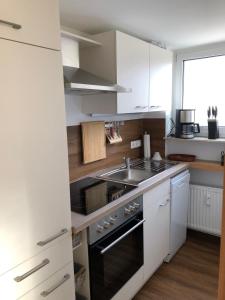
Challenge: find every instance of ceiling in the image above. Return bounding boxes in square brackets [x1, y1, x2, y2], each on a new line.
[59, 0, 225, 50]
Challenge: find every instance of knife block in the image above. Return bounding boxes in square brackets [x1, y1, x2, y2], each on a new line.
[208, 119, 219, 139]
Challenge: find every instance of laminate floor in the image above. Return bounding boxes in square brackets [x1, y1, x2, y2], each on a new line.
[134, 230, 220, 300]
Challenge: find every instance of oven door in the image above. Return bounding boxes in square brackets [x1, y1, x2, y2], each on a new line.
[89, 213, 144, 300]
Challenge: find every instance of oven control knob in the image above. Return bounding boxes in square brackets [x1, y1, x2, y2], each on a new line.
[124, 207, 131, 215]
[103, 221, 110, 229]
[129, 205, 135, 212]
[133, 202, 140, 208]
[96, 225, 104, 233]
[109, 217, 116, 224]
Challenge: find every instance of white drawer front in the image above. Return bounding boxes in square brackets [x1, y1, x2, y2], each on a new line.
[0, 237, 73, 300]
[0, 0, 60, 49]
[19, 263, 75, 300]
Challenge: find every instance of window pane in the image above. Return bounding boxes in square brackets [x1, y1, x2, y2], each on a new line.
[183, 55, 225, 126]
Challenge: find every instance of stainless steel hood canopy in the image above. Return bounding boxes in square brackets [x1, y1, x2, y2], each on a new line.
[61, 31, 131, 95]
[63, 66, 131, 95]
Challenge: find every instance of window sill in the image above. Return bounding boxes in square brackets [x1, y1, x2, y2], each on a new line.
[165, 137, 225, 144]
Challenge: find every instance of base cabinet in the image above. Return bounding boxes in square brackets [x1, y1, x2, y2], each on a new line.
[19, 263, 75, 300]
[143, 180, 170, 282]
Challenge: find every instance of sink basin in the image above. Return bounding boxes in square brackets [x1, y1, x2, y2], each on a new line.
[99, 168, 155, 185]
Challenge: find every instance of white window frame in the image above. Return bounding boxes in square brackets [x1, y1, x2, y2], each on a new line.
[173, 42, 225, 137]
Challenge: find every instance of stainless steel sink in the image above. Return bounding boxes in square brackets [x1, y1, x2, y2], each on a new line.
[99, 167, 155, 186]
[98, 159, 178, 186]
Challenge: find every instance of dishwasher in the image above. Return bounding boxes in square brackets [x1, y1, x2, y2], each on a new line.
[165, 170, 190, 262]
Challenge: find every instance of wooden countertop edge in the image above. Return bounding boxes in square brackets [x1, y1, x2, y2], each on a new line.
[188, 159, 223, 172]
[71, 163, 188, 234]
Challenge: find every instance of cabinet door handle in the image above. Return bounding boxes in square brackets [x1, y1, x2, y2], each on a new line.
[14, 259, 50, 282]
[0, 19, 22, 30]
[135, 105, 148, 109]
[159, 199, 170, 207]
[40, 274, 70, 297]
[37, 228, 68, 247]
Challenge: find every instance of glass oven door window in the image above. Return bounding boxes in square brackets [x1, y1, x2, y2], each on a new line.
[89, 214, 143, 300]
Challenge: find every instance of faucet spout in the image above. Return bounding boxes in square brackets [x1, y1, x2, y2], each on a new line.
[123, 157, 131, 171]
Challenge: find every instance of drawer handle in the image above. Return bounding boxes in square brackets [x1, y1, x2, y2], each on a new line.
[0, 19, 22, 30]
[40, 274, 70, 297]
[37, 228, 68, 247]
[159, 199, 170, 207]
[14, 259, 50, 282]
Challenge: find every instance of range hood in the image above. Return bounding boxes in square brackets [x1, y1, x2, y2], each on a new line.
[61, 31, 131, 95]
[63, 66, 131, 95]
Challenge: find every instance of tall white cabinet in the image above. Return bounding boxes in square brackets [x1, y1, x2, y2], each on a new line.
[0, 1, 75, 299]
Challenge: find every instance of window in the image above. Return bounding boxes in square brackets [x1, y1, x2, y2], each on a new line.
[182, 55, 225, 126]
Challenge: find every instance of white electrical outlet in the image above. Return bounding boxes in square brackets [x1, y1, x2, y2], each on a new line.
[131, 140, 142, 149]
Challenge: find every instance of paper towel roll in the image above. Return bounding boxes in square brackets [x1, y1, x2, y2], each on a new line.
[144, 132, 151, 160]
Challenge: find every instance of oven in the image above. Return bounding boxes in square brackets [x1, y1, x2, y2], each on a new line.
[88, 197, 144, 300]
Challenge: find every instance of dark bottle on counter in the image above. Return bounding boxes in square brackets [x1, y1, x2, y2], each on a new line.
[221, 151, 224, 166]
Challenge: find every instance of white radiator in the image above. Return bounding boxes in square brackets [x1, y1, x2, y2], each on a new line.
[188, 184, 223, 236]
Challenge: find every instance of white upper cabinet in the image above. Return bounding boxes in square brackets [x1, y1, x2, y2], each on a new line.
[0, 0, 60, 49]
[80, 31, 173, 114]
[80, 31, 149, 114]
[149, 44, 173, 111]
[116, 32, 149, 113]
[0, 39, 71, 275]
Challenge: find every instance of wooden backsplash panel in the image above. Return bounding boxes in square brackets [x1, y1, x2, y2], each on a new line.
[67, 118, 165, 182]
[143, 118, 165, 157]
[67, 119, 144, 181]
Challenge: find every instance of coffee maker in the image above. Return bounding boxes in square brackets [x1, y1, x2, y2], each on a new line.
[175, 109, 200, 139]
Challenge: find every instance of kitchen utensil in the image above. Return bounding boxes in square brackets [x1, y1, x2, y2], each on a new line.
[215, 106, 218, 119]
[81, 121, 106, 164]
[212, 106, 215, 118]
[207, 106, 211, 119]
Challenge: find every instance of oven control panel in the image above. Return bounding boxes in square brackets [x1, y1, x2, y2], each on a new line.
[88, 196, 143, 245]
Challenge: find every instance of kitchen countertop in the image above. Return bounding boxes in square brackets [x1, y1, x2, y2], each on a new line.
[71, 162, 189, 233]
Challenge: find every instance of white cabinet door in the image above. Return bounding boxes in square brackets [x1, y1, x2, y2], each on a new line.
[116, 31, 149, 113]
[0, 0, 60, 49]
[149, 44, 173, 111]
[143, 180, 170, 282]
[0, 39, 71, 275]
[19, 263, 75, 300]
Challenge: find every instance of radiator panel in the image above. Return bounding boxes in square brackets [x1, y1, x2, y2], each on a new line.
[188, 184, 223, 236]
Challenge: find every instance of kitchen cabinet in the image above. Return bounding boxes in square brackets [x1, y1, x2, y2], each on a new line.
[0, 237, 72, 299]
[80, 31, 150, 114]
[149, 44, 173, 111]
[143, 180, 170, 282]
[19, 263, 75, 300]
[0, 39, 72, 276]
[0, 0, 60, 49]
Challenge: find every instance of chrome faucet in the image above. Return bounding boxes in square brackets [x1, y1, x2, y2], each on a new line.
[123, 157, 131, 171]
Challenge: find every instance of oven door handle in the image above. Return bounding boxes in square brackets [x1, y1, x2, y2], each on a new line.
[100, 218, 146, 255]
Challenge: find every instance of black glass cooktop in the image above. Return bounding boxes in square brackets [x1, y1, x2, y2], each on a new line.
[70, 177, 136, 215]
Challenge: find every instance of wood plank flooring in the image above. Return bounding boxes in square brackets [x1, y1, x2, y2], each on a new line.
[134, 230, 220, 300]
